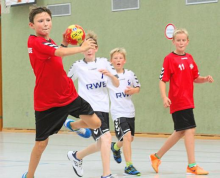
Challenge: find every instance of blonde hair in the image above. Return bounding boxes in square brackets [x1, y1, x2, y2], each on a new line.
[173, 28, 189, 40]
[110, 48, 127, 60]
[86, 30, 98, 45]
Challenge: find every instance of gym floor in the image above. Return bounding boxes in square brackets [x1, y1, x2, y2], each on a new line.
[0, 131, 219, 178]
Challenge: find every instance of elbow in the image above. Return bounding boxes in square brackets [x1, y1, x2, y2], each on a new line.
[54, 48, 65, 58]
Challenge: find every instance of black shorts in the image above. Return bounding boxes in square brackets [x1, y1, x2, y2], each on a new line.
[114, 117, 135, 141]
[172, 108, 196, 131]
[35, 96, 94, 141]
[90, 111, 110, 141]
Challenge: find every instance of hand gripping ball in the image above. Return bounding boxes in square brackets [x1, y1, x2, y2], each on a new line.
[65, 24, 86, 45]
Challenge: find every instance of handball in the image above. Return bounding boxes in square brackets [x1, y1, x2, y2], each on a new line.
[64, 24, 85, 45]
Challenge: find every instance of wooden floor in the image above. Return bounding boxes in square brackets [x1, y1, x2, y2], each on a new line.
[0, 131, 219, 178]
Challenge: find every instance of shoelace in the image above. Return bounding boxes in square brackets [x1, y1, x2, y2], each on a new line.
[127, 165, 138, 173]
[113, 150, 121, 157]
[78, 159, 83, 167]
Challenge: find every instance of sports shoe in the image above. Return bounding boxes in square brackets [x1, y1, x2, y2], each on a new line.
[186, 165, 209, 175]
[21, 172, 27, 178]
[21, 172, 34, 178]
[149, 154, 161, 173]
[67, 151, 83, 177]
[101, 174, 115, 178]
[124, 165, 141, 176]
[64, 118, 91, 138]
[111, 142, 122, 163]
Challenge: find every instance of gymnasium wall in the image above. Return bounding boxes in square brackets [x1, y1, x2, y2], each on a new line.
[1, 0, 220, 134]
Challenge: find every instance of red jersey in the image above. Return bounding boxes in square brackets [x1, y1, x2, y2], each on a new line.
[159, 52, 199, 114]
[28, 35, 78, 111]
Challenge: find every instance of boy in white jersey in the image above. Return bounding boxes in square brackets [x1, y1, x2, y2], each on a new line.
[64, 31, 119, 178]
[108, 48, 141, 176]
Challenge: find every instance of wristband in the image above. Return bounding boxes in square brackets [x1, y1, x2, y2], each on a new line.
[60, 44, 67, 48]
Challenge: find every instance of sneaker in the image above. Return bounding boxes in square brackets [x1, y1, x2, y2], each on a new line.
[149, 154, 161, 173]
[101, 174, 115, 178]
[111, 142, 122, 163]
[64, 118, 91, 138]
[67, 151, 83, 177]
[21, 172, 27, 178]
[124, 165, 141, 176]
[186, 165, 209, 175]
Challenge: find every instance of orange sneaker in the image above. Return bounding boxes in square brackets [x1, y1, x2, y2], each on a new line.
[186, 165, 209, 175]
[149, 154, 161, 173]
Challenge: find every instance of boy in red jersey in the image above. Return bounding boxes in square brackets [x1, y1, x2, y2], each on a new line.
[22, 7, 101, 178]
[149, 28, 213, 175]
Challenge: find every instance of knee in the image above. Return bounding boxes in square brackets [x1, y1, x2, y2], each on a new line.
[101, 132, 112, 144]
[186, 128, 196, 135]
[123, 132, 132, 142]
[91, 117, 101, 129]
[35, 139, 48, 153]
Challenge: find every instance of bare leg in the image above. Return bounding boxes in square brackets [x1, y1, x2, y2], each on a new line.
[76, 141, 101, 159]
[184, 128, 195, 164]
[26, 138, 49, 178]
[122, 132, 133, 163]
[100, 132, 112, 177]
[157, 130, 185, 158]
[70, 114, 101, 130]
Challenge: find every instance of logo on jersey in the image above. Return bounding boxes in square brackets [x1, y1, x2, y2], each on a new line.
[116, 92, 129, 98]
[181, 57, 188, 60]
[127, 80, 131, 86]
[28, 48, 32, 53]
[86, 81, 107, 90]
[190, 64, 194, 69]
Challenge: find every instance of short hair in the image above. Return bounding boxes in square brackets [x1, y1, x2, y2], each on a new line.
[173, 28, 189, 40]
[110, 48, 127, 60]
[29, 6, 52, 23]
[86, 31, 98, 46]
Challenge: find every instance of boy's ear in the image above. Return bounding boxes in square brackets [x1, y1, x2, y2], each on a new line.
[29, 22, 34, 29]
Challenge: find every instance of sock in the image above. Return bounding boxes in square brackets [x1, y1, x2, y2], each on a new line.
[114, 143, 120, 151]
[155, 153, 160, 159]
[126, 161, 132, 167]
[188, 163, 197, 168]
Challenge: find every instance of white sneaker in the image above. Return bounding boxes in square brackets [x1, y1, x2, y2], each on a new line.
[67, 151, 83, 177]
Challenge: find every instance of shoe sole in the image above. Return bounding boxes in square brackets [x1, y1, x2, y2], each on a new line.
[186, 173, 209, 175]
[67, 152, 83, 177]
[123, 173, 141, 176]
[148, 155, 158, 173]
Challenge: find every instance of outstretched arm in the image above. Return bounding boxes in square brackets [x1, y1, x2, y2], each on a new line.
[55, 38, 97, 57]
[159, 80, 171, 108]
[194, 75, 214, 83]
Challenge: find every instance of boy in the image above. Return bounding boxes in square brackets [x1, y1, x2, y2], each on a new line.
[22, 7, 101, 178]
[108, 48, 141, 176]
[65, 31, 119, 178]
[149, 28, 214, 175]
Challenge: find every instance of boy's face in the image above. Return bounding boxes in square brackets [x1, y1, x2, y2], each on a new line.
[172, 33, 189, 54]
[29, 12, 52, 40]
[111, 52, 126, 71]
[82, 47, 98, 61]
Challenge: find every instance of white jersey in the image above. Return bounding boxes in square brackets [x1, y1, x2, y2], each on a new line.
[108, 69, 141, 121]
[68, 57, 118, 112]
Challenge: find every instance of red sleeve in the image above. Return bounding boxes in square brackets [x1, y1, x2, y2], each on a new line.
[33, 38, 58, 60]
[191, 56, 199, 79]
[159, 56, 173, 82]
